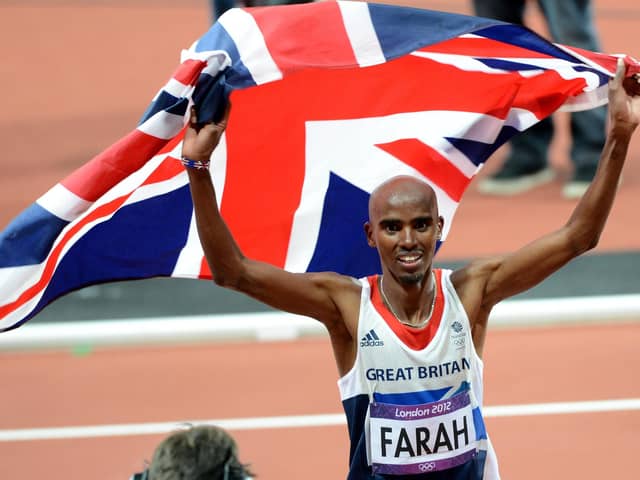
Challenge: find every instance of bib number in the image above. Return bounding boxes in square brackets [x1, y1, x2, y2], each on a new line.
[368, 391, 477, 475]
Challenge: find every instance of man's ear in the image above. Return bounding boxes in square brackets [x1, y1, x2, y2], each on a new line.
[364, 222, 376, 248]
[437, 216, 445, 239]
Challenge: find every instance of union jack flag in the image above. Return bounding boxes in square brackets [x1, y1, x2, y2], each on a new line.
[0, 1, 637, 331]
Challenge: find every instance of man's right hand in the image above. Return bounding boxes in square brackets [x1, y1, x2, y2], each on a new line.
[609, 58, 640, 133]
[182, 104, 231, 163]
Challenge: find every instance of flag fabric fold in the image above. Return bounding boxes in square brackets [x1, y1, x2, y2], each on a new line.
[0, 0, 638, 331]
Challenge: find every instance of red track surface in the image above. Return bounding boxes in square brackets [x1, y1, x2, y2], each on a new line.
[1, 323, 639, 479]
[1, 1, 639, 479]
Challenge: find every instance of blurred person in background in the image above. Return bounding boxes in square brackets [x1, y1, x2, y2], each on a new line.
[130, 425, 255, 480]
[211, 0, 314, 23]
[472, 0, 608, 199]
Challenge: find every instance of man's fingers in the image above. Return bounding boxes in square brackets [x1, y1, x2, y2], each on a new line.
[221, 102, 231, 124]
[610, 57, 626, 89]
[189, 105, 199, 126]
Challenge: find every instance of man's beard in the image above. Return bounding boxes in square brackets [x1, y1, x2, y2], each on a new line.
[398, 272, 425, 285]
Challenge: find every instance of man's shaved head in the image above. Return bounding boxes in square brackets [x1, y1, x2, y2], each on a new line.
[365, 175, 443, 286]
[368, 176, 439, 221]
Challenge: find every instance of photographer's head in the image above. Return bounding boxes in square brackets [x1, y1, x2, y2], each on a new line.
[131, 425, 254, 480]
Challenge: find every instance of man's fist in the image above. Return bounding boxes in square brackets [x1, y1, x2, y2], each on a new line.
[623, 74, 640, 96]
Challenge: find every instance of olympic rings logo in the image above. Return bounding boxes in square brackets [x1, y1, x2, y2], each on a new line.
[418, 462, 437, 472]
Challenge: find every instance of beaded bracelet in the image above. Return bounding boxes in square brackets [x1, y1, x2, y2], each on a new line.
[180, 156, 210, 170]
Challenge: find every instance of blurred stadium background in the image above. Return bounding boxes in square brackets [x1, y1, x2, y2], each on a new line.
[0, 1, 639, 479]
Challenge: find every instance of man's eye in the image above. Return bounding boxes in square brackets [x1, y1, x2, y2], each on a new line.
[414, 220, 428, 231]
[385, 224, 400, 232]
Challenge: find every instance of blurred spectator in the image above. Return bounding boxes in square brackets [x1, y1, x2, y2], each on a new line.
[130, 425, 255, 480]
[473, 0, 608, 199]
[211, 0, 314, 23]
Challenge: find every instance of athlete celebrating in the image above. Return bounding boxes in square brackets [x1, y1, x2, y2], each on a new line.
[179, 59, 639, 479]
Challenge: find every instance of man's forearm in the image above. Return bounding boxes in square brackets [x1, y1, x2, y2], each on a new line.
[565, 125, 633, 250]
[186, 168, 245, 286]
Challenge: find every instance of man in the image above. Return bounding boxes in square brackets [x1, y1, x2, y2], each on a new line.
[179, 59, 638, 478]
[130, 425, 254, 480]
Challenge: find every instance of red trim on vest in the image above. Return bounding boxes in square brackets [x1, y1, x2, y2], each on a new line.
[368, 269, 445, 351]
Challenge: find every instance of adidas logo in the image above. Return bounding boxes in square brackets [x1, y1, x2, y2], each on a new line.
[360, 329, 384, 347]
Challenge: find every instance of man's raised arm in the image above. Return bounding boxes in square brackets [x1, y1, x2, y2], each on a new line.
[179, 106, 360, 336]
[455, 58, 640, 313]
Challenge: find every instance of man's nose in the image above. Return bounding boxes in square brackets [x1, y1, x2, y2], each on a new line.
[399, 227, 417, 248]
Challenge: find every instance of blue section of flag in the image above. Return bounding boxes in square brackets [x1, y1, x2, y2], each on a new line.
[368, 3, 501, 61]
[166, 97, 190, 117]
[477, 58, 547, 72]
[0, 204, 68, 268]
[446, 125, 520, 167]
[193, 72, 231, 124]
[574, 65, 610, 85]
[23, 186, 194, 324]
[195, 22, 257, 89]
[307, 173, 380, 277]
[475, 24, 580, 63]
[139, 90, 181, 125]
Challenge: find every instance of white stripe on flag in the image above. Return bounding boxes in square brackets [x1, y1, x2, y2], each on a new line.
[180, 48, 231, 78]
[36, 184, 93, 222]
[554, 43, 615, 77]
[410, 51, 511, 75]
[560, 84, 609, 112]
[286, 112, 464, 272]
[0, 156, 188, 328]
[504, 107, 541, 132]
[338, 0, 386, 67]
[163, 77, 195, 99]
[219, 8, 283, 85]
[172, 212, 205, 278]
[171, 135, 228, 278]
[137, 110, 186, 140]
[0, 264, 43, 328]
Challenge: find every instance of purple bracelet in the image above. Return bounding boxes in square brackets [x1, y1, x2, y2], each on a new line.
[180, 156, 210, 170]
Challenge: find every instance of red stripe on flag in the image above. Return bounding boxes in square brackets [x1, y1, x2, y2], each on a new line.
[219, 55, 523, 267]
[564, 46, 640, 76]
[375, 139, 468, 202]
[61, 130, 169, 202]
[142, 156, 185, 186]
[172, 59, 208, 86]
[157, 129, 186, 156]
[0, 195, 129, 319]
[512, 70, 586, 119]
[418, 37, 555, 59]
[199, 256, 212, 279]
[0, 152, 185, 318]
[220, 83, 306, 268]
[249, 2, 358, 71]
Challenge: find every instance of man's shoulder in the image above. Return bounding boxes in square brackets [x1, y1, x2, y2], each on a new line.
[450, 256, 503, 290]
[307, 270, 363, 294]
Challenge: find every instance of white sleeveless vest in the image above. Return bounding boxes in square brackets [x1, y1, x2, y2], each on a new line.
[337, 269, 500, 479]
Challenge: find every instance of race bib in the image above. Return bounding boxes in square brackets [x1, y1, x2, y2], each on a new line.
[368, 391, 477, 475]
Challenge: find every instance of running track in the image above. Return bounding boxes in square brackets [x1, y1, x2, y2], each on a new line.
[1, 322, 639, 479]
[1, 1, 640, 479]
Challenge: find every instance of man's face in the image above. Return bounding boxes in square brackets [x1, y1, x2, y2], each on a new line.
[365, 179, 442, 286]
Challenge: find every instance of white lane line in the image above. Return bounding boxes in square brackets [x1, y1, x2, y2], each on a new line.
[2, 294, 640, 352]
[1, 398, 638, 442]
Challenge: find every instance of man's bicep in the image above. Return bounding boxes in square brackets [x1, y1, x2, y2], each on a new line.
[234, 259, 356, 325]
[481, 228, 578, 306]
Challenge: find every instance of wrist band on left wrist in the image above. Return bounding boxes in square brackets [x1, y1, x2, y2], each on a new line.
[180, 156, 210, 170]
